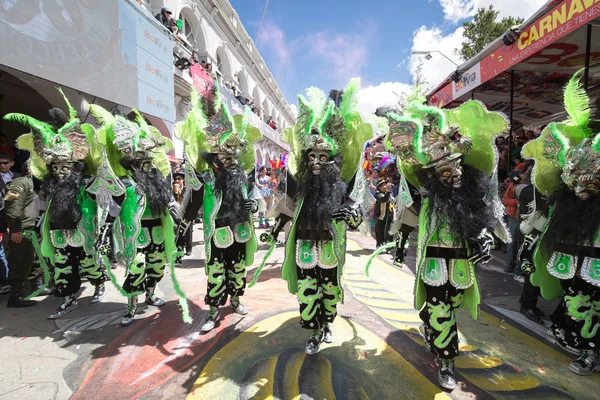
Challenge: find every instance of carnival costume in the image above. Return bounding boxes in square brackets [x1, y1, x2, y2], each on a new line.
[88, 105, 190, 325]
[4, 89, 108, 319]
[376, 99, 509, 389]
[174, 87, 261, 332]
[519, 70, 600, 376]
[257, 79, 373, 354]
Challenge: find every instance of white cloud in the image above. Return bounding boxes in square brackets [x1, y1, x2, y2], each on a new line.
[409, 25, 464, 90]
[306, 21, 377, 86]
[258, 21, 289, 69]
[440, 0, 547, 24]
[357, 82, 412, 115]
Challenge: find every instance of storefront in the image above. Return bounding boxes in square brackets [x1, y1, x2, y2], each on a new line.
[427, 0, 600, 169]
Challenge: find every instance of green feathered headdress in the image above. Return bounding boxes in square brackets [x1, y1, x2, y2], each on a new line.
[284, 78, 373, 182]
[89, 104, 173, 177]
[174, 87, 261, 174]
[380, 100, 508, 187]
[523, 69, 598, 195]
[4, 87, 102, 179]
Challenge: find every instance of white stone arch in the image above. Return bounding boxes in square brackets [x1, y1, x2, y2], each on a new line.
[215, 45, 234, 80]
[176, 5, 200, 48]
[252, 86, 263, 113]
[262, 98, 272, 119]
[237, 69, 250, 97]
[277, 115, 284, 130]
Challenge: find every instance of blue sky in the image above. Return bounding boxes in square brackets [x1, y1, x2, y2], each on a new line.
[230, 0, 546, 113]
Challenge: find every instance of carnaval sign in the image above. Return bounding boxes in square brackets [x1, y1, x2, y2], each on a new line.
[429, 0, 600, 107]
[0, 0, 174, 122]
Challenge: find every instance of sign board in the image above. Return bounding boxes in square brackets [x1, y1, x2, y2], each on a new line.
[452, 62, 481, 99]
[0, 0, 174, 122]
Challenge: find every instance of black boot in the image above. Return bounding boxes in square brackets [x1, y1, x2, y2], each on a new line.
[7, 294, 37, 307]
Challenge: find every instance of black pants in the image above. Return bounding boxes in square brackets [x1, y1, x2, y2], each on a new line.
[548, 277, 600, 351]
[54, 245, 108, 297]
[184, 220, 193, 253]
[419, 281, 464, 359]
[7, 236, 34, 296]
[519, 276, 540, 309]
[296, 266, 340, 330]
[375, 217, 392, 247]
[205, 241, 247, 307]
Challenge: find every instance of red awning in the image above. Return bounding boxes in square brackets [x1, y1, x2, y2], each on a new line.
[427, 0, 600, 133]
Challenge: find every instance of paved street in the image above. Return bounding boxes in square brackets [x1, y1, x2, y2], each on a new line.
[1, 226, 600, 400]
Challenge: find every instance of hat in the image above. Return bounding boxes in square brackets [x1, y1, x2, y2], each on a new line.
[173, 167, 185, 177]
[161, 7, 172, 14]
[376, 178, 387, 189]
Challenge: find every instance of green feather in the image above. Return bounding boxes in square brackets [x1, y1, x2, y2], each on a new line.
[305, 87, 327, 122]
[169, 252, 192, 324]
[297, 94, 315, 135]
[549, 123, 571, 167]
[248, 242, 276, 288]
[4, 113, 55, 145]
[217, 103, 235, 146]
[88, 104, 115, 130]
[56, 87, 78, 121]
[364, 242, 396, 276]
[592, 132, 600, 153]
[338, 77, 360, 119]
[318, 101, 338, 153]
[240, 106, 251, 140]
[413, 120, 429, 164]
[563, 68, 590, 128]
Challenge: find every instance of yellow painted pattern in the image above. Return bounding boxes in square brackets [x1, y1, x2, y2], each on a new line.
[282, 352, 304, 400]
[188, 312, 451, 400]
[343, 238, 588, 398]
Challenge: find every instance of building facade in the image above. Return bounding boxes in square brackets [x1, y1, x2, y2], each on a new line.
[142, 0, 293, 165]
[0, 0, 292, 168]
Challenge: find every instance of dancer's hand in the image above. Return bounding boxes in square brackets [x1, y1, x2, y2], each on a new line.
[332, 204, 362, 230]
[260, 232, 275, 244]
[468, 231, 494, 265]
[518, 233, 539, 274]
[244, 199, 258, 213]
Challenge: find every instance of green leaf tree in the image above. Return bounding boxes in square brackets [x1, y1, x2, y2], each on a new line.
[456, 5, 524, 61]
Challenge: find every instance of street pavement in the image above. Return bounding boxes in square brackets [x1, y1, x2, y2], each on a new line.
[1, 225, 600, 400]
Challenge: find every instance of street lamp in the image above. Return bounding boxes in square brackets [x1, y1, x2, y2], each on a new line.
[412, 50, 459, 67]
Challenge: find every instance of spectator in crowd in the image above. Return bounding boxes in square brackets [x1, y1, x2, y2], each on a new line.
[368, 168, 380, 195]
[4, 162, 36, 307]
[0, 134, 15, 160]
[0, 152, 18, 187]
[374, 179, 393, 248]
[516, 183, 546, 324]
[172, 169, 192, 256]
[256, 166, 273, 228]
[496, 136, 509, 180]
[155, 7, 176, 33]
[503, 174, 525, 274]
[0, 152, 18, 296]
[200, 60, 207, 70]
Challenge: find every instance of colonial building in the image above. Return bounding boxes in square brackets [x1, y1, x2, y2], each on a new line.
[142, 0, 293, 164]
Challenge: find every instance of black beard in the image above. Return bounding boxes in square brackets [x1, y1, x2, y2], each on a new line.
[214, 164, 249, 225]
[546, 188, 600, 249]
[42, 173, 83, 225]
[296, 152, 347, 240]
[419, 164, 498, 243]
[132, 168, 170, 216]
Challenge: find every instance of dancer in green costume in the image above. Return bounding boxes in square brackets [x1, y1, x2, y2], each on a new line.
[258, 79, 373, 354]
[518, 70, 600, 376]
[4, 89, 108, 319]
[88, 105, 190, 326]
[376, 97, 509, 390]
[173, 87, 261, 332]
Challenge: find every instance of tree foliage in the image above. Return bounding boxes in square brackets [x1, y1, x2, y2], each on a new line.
[456, 5, 524, 61]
